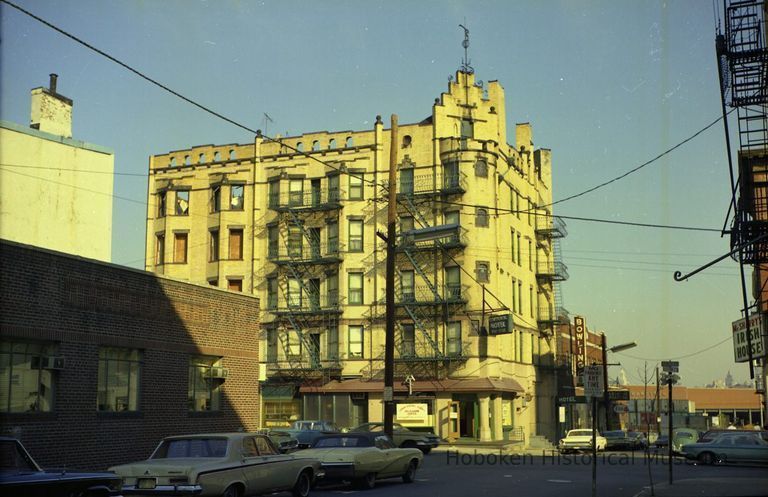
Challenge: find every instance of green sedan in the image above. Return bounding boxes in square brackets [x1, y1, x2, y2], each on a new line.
[351, 422, 440, 454]
[109, 433, 323, 497]
[299, 433, 423, 490]
[681, 433, 768, 465]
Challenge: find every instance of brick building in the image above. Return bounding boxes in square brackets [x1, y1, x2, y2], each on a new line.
[0, 240, 260, 470]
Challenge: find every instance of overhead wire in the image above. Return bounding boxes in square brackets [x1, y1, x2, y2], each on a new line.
[614, 335, 733, 361]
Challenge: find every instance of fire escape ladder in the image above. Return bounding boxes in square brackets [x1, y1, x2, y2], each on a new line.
[402, 304, 443, 358]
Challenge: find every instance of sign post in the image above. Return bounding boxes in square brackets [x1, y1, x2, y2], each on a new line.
[661, 363, 680, 486]
[583, 365, 603, 497]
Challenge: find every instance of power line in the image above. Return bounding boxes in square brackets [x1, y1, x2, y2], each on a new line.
[615, 335, 732, 361]
[0, 162, 147, 177]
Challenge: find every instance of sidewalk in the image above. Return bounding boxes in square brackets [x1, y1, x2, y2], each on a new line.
[633, 478, 768, 497]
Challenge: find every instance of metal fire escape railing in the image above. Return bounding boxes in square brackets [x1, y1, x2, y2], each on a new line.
[535, 212, 569, 333]
[266, 184, 344, 380]
[720, 0, 768, 264]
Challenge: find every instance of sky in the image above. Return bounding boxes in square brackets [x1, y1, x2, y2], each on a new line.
[0, 0, 753, 387]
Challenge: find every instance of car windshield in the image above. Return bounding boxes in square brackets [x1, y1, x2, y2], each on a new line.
[0, 440, 39, 473]
[152, 438, 228, 458]
[568, 430, 594, 437]
[676, 432, 695, 439]
[605, 431, 625, 437]
[313, 436, 371, 448]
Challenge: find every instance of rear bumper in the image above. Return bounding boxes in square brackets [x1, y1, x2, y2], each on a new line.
[121, 484, 202, 496]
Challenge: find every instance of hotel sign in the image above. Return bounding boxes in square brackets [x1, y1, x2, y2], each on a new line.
[732, 314, 767, 362]
[488, 314, 513, 335]
[574, 316, 587, 374]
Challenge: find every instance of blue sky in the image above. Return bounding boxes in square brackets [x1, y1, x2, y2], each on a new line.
[1, 0, 750, 387]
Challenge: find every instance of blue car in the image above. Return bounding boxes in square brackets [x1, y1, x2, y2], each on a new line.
[0, 437, 123, 496]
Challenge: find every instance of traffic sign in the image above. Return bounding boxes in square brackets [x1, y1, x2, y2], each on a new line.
[583, 365, 604, 398]
[608, 390, 630, 401]
[661, 361, 679, 373]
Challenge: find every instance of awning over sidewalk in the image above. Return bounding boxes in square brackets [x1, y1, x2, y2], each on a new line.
[299, 377, 524, 394]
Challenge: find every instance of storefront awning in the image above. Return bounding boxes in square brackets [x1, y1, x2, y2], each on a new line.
[299, 377, 524, 394]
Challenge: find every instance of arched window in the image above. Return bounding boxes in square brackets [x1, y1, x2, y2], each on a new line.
[296, 142, 304, 152]
[184, 155, 190, 166]
[475, 159, 488, 177]
[199, 153, 206, 164]
[170, 156, 177, 167]
[229, 149, 236, 160]
[476, 207, 489, 227]
[312, 140, 320, 152]
[402, 135, 412, 148]
[345, 136, 354, 148]
[329, 138, 337, 150]
[214, 151, 221, 162]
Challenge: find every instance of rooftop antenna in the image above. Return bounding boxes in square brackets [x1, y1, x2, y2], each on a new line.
[263, 113, 273, 137]
[459, 23, 474, 74]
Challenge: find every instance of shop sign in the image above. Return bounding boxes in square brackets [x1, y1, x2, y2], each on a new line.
[574, 315, 587, 374]
[396, 403, 428, 422]
[488, 314, 513, 335]
[732, 314, 767, 362]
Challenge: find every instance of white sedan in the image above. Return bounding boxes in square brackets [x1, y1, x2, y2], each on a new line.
[558, 429, 607, 453]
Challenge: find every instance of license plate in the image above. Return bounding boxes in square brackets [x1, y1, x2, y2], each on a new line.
[137, 478, 157, 489]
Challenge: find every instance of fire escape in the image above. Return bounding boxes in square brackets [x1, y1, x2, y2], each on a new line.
[265, 175, 344, 383]
[720, 0, 768, 264]
[535, 212, 569, 335]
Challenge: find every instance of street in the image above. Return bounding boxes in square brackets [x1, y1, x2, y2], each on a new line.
[312, 450, 768, 497]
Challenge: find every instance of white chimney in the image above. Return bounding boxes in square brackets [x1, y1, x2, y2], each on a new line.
[30, 73, 73, 138]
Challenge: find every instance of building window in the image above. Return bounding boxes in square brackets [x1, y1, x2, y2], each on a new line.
[399, 168, 414, 195]
[198, 153, 206, 164]
[0, 341, 56, 412]
[211, 185, 221, 213]
[328, 175, 340, 203]
[228, 278, 243, 292]
[267, 225, 279, 258]
[443, 161, 459, 189]
[476, 261, 490, 283]
[184, 155, 190, 166]
[348, 272, 363, 305]
[512, 279, 517, 314]
[175, 190, 189, 216]
[329, 138, 337, 150]
[327, 325, 339, 361]
[157, 190, 167, 218]
[267, 278, 278, 310]
[517, 233, 522, 266]
[266, 328, 278, 363]
[208, 279, 218, 287]
[155, 233, 165, 266]
[230, 184, 244, 210]
[349, 173, 364, 200]
[345, 136, 354, 148]
[289, 179, 304, 206]
[188, 356, 222, 411]
[312, 140, 320, 152]
[288, 278, 302, 308]
[268, 180, 280, 208]
[229, 228, 243, 260]
[174, 233, 188, 263]
[401, 324, 415, 357]
[446, 322, 461, 356]
[511, 229, 516, 264]
[97, 348, 141, 412]
[402, 135, 412, 148]
[287, 331, 302, 357]
[445, 266, 461, 299]
[229, 149, 236, 160]
[328, 220, 339, 253]
[348, 325, 364, 358]
[529, 286, 534, 317]
[518, 281, 523, 313]
[327, 272, 339, 306]
[209, 229, 219, 262]
[287, 226, 302, 258]
[400, 270, 415, 302]
[528, 239, 533, 270]
[476, 208, 489, 227]
[348, 219, 363, 252]
[296, 142, 304, 152]
[475, 159, 488, 177]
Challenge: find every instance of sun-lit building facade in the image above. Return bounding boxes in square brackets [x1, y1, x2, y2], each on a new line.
[144, 69, 566, 442]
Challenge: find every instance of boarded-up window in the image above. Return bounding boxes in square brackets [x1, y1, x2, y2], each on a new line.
[209, 230, 219, 262]
[229, 229, 243, 260]
[155, 234, 165, 265]
[174, 233, 188, 263]
[228, 279, 242, 292]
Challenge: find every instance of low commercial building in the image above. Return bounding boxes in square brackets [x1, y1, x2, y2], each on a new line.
[0, 240, 260, 470]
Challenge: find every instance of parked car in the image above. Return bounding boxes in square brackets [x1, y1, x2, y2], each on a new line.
[558, 429, 607, 453]
[651, 435, 669, 451]
[109, 433, 323, 497]
[0, 437, 123, 497]
[350, 422, 441, 454]
[300, 433, 422, 489]
[603, 430, 630, 450]
[699, 429, 768, 443]
[626, 431, 649, 450]
[262, 429, 300, 453]
[284, 420, 341, 449]
[681, 432, 768, 465]
[671, 428, 700, 454]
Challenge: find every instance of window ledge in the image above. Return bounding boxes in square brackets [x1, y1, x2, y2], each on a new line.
[97, 410, 144, 420]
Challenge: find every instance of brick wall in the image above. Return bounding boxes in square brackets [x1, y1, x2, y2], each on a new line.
[0, 240, 260, 470]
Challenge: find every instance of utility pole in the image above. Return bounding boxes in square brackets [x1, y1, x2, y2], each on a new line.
[383, 114, 398, 440]
[602, 333, 610, 431]
[667, 376, 673, 485]
[655, 366, 660, 435]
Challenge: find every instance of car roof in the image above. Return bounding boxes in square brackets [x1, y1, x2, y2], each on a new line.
[162, 432, 258, 440]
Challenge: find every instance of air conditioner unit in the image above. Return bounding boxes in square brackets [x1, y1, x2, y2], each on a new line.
[209, 367, 229, 379]
[258, 363, 268, 382]
[350, 392, 367, 401]
[32, 356, 66, 370]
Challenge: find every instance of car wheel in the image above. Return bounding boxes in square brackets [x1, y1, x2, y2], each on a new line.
[402, 460, 418, 483]
[222, 484, 241, 497]
[401, 440, 417, 449]
[419, 447, 431, 455]
[697, 452, 715, 465]
[355, 473, 376, 490]
[292, 471, 311, 497]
